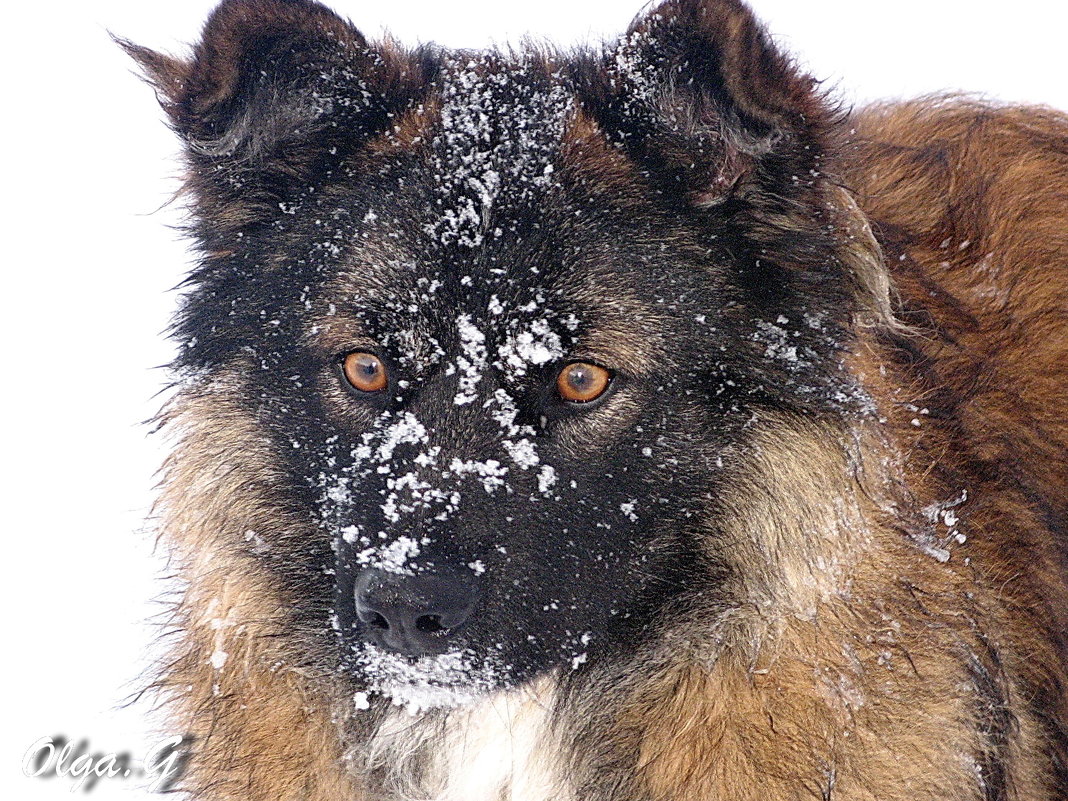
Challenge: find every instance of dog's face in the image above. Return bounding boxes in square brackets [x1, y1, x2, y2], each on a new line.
[307, 75, 743, 704]
[131, 0, 880, 710]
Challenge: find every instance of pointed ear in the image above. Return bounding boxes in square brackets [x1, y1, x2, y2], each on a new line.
[583, 0, 836, 207]
[119, 0, 435, 184]
[575, 0, 895, 328]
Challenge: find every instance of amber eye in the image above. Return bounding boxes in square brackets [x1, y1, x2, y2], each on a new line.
[342, 352, 388, 393]
[557, 362, 612, 404]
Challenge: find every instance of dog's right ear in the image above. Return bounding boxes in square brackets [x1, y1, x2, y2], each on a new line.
[119, 0, 435, 180]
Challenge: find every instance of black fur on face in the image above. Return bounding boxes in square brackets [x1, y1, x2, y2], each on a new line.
[127, 0, 878, 705]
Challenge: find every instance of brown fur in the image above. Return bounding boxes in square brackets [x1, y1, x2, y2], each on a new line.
[154, 370, 367, 800]
[615, 100, 1068, 800]
[134, 4, 1067, 799]
[618, 420, 1048, 798]
[155, 100, 1068, 801]
[603, 100, 1068, 800]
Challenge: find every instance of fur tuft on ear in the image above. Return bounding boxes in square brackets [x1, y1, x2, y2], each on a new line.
[117, 40, 190, 108]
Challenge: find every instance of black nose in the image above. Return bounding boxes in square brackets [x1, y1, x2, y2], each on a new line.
[354, 568, 480, 656]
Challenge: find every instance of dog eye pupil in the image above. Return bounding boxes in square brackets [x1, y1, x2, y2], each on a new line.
[342, 352, 388, 393]
[558, 362, 611, 403]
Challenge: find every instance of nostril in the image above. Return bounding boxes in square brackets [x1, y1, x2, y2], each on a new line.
[353, 567, 481, 655]
[415, 614, 445, 634]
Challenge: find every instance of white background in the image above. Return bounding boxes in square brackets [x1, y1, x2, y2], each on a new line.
[4, 1, 1066, 798]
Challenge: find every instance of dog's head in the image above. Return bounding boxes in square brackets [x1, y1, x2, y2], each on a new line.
[129, 0, 889, 711]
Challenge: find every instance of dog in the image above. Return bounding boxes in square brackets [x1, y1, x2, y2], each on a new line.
[124, 0, 1068, 798]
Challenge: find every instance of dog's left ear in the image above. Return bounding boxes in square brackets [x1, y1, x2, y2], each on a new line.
[577, 0, 895, 328]
[580, 0, 835, 208]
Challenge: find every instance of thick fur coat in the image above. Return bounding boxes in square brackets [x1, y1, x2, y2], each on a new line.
[126, 1, 1068, 798]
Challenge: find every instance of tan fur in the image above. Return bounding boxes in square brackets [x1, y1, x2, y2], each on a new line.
[135, 0, 1068, 780]
[618, 100, 1068, 800]
[625, 418, 1026, 799]
[154, 99, 1068, 800]
[155, 368, 364, 800]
